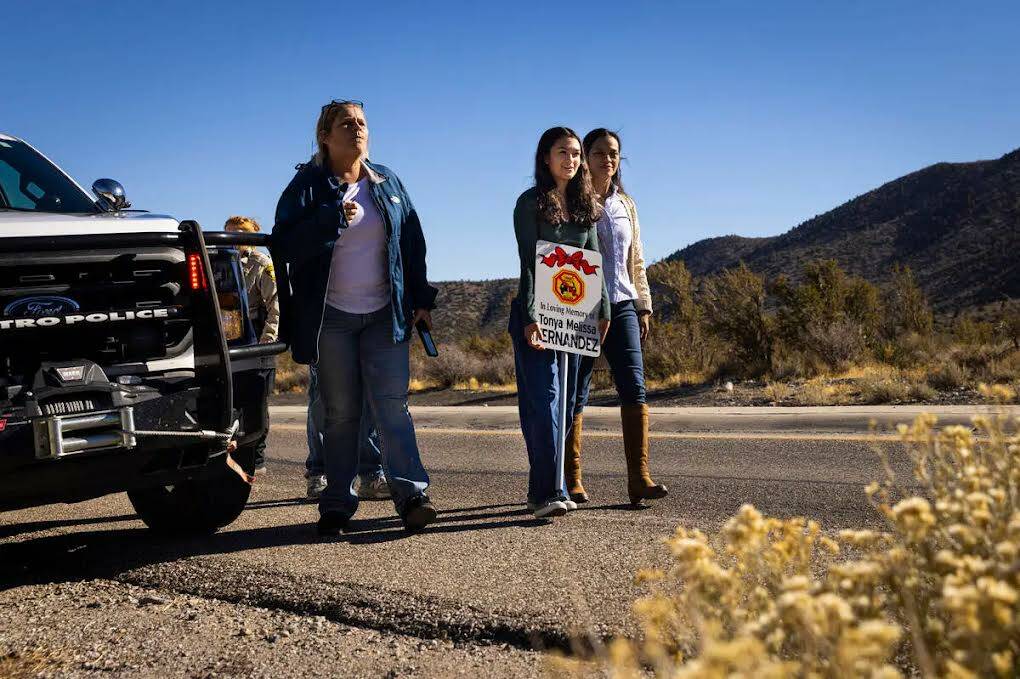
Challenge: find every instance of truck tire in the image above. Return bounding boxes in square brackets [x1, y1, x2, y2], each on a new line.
[127, 457, 251, 535]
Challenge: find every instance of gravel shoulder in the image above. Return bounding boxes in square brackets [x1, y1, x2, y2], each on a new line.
[272, 382, 991, 409]
[0, 579, 544, 678]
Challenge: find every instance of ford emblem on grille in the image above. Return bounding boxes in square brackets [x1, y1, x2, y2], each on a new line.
[3, 296, 81, 317]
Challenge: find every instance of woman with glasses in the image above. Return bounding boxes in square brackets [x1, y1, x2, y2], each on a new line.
[273, 100, 438, 535]
[510, 126, 610, 519]
[567, 129, 667, 506]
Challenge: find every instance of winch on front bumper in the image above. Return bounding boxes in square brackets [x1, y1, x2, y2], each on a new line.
[0, 358, 232, 512]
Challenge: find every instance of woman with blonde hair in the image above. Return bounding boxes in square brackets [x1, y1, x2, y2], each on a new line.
[568, 129, 667, 506]
[273, 99, 438, 534]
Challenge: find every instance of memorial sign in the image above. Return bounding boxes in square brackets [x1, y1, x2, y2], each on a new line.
[533, 240, 603, 357]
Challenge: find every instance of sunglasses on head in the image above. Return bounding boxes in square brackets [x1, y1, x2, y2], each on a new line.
[321, 99, 365, 112]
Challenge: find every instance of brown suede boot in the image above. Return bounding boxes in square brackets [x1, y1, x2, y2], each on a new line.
[564, 413, 589, 503]
[621, 403, 668, 506]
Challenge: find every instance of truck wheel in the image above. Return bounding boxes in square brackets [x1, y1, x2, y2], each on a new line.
[127, 458, 252, 535]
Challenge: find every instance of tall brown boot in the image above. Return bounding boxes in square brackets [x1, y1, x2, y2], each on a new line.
[564, 413, 589, 503]
[621, 403, 668, 506]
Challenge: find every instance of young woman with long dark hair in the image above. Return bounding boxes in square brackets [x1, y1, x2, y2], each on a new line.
[273, 100, 439, 535]
[567, 128, 667, 506]
[510, 127, 610, 519]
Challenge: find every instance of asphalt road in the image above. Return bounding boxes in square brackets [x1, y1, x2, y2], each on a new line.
[0, 406, 1002, 677]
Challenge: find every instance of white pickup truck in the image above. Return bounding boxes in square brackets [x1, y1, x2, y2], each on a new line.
[0, 133, 290, 534]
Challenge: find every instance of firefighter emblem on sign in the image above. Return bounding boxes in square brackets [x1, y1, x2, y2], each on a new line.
[534, 240, 603, 356]
[552, 269, 585, 306]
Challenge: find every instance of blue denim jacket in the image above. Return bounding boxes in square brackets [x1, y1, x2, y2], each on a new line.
[272, 160, 438, 364]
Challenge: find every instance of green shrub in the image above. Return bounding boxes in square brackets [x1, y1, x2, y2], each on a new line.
[953, 316, 997, 345]
[647, 259, 700, 325]
[995, 301, 1020, 349]
[882, 264, 934, 338]
[644, 320, 717, 380]
[645, 260, 715, 378]
[701, 263, 774, 377]
[773, 260, 881, 370]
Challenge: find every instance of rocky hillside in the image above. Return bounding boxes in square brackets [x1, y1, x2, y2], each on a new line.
[431, 147, 1020, 337]
[667, 148, 1020, 312]
[431, 278, 517, 340]
[669, 235, 775, 278]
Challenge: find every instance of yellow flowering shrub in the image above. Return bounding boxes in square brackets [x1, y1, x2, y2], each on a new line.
[607, 385, 1020, 678]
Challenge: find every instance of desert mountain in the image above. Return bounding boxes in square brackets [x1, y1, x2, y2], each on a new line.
[667, 148, 1020, 312]
[433, 148, 1020, 338]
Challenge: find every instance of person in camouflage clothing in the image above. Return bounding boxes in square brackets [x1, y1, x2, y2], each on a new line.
[225, 216, 280, 473]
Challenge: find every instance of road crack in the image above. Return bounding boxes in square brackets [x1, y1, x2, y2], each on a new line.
[114, 559, 596, 656]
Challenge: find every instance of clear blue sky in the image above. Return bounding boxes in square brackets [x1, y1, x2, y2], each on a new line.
[3, 1, 1018, 280]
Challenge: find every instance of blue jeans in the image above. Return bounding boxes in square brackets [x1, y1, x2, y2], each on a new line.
[576, 299, 647, 415]
[306, 365, 384, 480]
[509, 299, 578, 506]
[315, 304, 429, 518]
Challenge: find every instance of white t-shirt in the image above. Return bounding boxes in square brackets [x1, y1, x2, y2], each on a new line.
[325, 178, 391, 314]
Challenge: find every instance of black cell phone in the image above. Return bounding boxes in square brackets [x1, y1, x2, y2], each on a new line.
[416, 320, 438, 357]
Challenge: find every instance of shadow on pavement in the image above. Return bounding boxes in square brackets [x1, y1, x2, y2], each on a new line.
[582, 502, 652, 512]
[0, 502, 544, 590]
[436, 502, 522, 515]
[340, 507, 544, 545]
[245, 496, 316, 510]
[0, 513, 139, 540]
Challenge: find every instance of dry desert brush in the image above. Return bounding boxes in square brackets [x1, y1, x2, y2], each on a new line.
[603, 385, 1020, 678]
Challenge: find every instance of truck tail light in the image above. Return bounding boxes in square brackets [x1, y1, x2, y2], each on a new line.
[187, 253, 207, 291]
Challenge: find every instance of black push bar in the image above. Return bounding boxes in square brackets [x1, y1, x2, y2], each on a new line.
[0, 225, 292, 358]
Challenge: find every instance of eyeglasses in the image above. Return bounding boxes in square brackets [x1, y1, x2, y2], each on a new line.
[321, 99, 364, 112]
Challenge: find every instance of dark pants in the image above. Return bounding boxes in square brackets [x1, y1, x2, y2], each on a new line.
[576, 300, 646, 415]
[252, 367, 275, 468]
[306, 364, 384, 480]
[509, 299, 579, 505]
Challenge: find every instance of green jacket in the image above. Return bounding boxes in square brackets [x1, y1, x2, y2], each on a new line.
[513, 187, 611, 325]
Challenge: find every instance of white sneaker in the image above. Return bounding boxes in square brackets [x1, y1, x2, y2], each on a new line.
[533, 500, 568, 519]
[355, 475, 391, 500]
[306, 474, 327, 499]
[527, 499, 576, 512]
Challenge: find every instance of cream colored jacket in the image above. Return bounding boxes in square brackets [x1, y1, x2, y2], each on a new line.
[618, 192, 653, 315]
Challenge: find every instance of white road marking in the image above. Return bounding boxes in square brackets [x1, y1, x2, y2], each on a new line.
[270, 423, 899, 442]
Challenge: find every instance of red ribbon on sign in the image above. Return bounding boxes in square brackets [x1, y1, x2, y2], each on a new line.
[539, 246, 599, 275]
